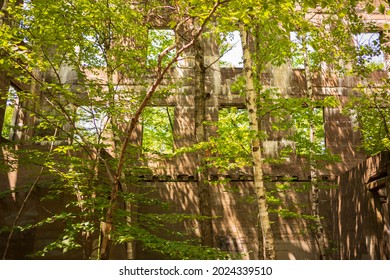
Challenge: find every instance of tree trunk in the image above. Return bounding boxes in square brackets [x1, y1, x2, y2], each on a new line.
[240, 25, 276, 260]
[124, 182, 137, 260]
[302, 35, 327, 260]
[97, 2, 223, 258]
[0, 0, 23, 141]
[194, 34, 213, 247]
[0, 72, 10, 141]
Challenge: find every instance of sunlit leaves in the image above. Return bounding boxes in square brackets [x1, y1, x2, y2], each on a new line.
[21, 0, 147, 75]
[206, 107, 252, 171]
[114, 224, 231, 260]
[345, 82, 390, 155]
[142, 106, 175, 154]
[147, 29, 176, 68]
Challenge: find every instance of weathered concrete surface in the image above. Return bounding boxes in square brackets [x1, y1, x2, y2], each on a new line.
[331, 151, 390, 259]
[1, 4, 389, 259]
[134, 180, 317, 260]
[0, 64, 384, 259]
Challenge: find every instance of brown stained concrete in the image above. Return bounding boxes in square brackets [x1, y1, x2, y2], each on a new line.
[1, 4, 390, 258]
[1, 64, 387, 259]
[332, 151, 390, 259]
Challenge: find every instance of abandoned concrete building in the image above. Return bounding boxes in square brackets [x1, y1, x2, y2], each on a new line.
[0, 1, 389, 260]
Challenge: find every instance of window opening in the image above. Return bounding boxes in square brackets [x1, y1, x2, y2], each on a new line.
[353, 32, 384, 70]
[142, 106, 175, 154]
[77, 35, 107, 68]
[291, 107, 325, 156]
[219, 31, 243, 68]
[220, 107, 250, 151]
[74, 106, 107, 142]
[147, 29, 176, 68]
[290, 32, 314, 69]
[211, 107, 251, 170]
[1, 86, 17, 140]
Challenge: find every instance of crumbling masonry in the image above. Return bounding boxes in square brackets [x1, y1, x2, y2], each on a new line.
[0, 2, 389, 259]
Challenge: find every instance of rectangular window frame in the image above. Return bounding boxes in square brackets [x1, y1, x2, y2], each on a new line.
[353, 32, 385, 70]
[141, 105, 175, 155]
[147, 29, 176, 68]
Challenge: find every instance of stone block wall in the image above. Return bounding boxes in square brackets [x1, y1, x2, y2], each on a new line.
[331, 151, 390, 259]
[0, 63, 383, 259]
[1, 5, 389, 260]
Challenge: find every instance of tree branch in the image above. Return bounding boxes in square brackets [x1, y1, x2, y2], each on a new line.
[99, 0, 224, 259]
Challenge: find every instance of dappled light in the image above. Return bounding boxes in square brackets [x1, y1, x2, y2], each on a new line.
[2, 145, 18, 201]
[0, 0, 389, 261]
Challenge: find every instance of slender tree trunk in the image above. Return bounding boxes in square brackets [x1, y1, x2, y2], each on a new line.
[98, 2, 223, 259]
[0, 0, 22, 140]
[124, 182, 137, 259]
[0, 72, 10, 141]
[240, 25, 276, 260]
[99, 65, 117, 259]
[194, 34, 213, 247]
[302, 35, 326, 260]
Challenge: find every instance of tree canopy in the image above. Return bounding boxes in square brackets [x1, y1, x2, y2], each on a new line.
[0, 0, 389, 260]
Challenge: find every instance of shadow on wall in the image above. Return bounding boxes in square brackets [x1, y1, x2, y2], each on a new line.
[333, 151, 390, 259]
[138, 174, 320, 260]
[0, 144, 82, 259]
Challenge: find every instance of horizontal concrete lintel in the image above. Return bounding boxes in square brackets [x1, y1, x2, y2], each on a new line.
[365, 176, 387, 191]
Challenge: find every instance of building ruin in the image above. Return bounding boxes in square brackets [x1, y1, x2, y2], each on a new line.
[0, 1, 389, 259]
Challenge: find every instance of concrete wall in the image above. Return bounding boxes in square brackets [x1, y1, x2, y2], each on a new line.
[0, 64, 385, 260]
[331, 151, 390, 259]
[1, 4, 389, 260]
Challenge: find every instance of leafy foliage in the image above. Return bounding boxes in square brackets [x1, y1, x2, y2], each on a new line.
[142, 106, 175, 154]
[345, 82, 390, 155]
[206, 107, 252, 171]
[147, 29, 176, 68]
[0, 0, 229, 260]
[1, 0, 388, 260]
